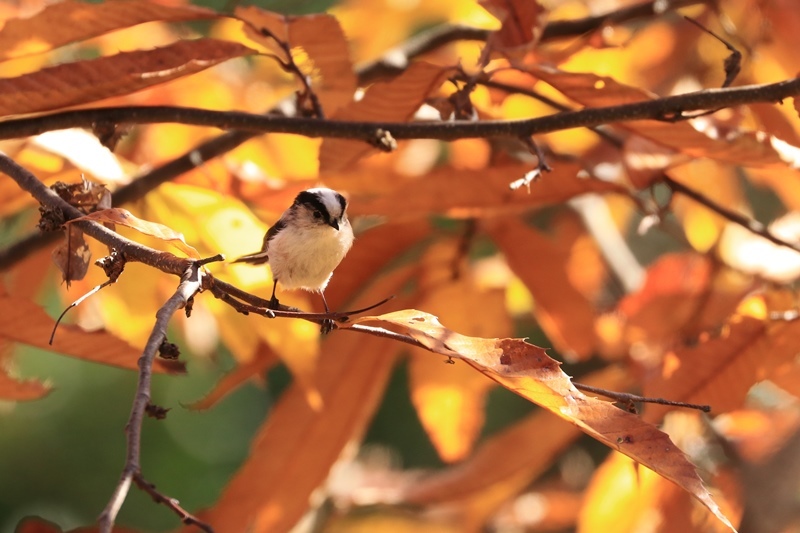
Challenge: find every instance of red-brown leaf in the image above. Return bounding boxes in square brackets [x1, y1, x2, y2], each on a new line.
[0, 294, 182, 374]
[0, 38, 256, 117]
[319, 62, 451, 171]
[348, 310, 736, 531]
[0, 0, 218, 61]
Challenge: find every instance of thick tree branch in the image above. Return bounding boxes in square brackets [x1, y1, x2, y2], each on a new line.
[0, 78, 795, 142]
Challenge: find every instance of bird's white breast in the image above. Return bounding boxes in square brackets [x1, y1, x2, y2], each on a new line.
[268, 223, 354, 292]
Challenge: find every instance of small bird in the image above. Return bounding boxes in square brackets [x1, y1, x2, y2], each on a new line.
[233, 187, 354, 317]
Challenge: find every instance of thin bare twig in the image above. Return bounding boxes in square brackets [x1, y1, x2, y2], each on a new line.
[98, 262, 204, 533]
[49, 279, 115, 344]
[133, 472, 214, 533]
[664, 175, 800, 253]
[574, 382, 712, 412]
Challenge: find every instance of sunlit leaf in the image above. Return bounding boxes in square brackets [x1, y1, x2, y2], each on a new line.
[332, 162, 623, 220]
[0, 38, 256, 117]
[479, 0, 547, 58]
[530, 65, 785, 170]
[0, 294, 182, 374]
[198, 269, 413, 533]
[73, 208, 201, 259]
[319, 61, 451, 171]
[348, 310, 736, 531]
[487, 216, 597, 359]
[0, 0, 218, 62]
[643, 313, 800, 423]
[403, 366, 630, 530]
[235, 6, 356, 115]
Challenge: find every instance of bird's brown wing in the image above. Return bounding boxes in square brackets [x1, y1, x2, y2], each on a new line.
[231, 219, 287, 265]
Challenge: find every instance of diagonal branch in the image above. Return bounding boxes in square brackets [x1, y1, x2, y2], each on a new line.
[97, 261, 207, 533]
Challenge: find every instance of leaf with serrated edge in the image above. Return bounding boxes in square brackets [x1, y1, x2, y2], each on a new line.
[347, 310, 737, 532]
[0, 366, 50, 401]
[0, 39, 255, 117]
[0, 0, 218, 62]
[72, 208, 200, 259]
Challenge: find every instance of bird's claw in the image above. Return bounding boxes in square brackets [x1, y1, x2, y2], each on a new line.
[320, 318, 335, 335]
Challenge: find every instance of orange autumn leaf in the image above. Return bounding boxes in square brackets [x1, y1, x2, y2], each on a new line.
[348, 310, 736, 531]
[530, 65, 785, 170]
[0, 365, 50, 401]
[403, 366, 630, 530]
[487, 216, 597, 359]
[319, 61, 452, 172]
[0, 0, 219, 62]
[235, 6, 356, 115]
[408, 279, 510, 463]
[479, 0, 547, 58]
[336, 162, 623, 221]
[73, 208, 201, 259]
[643, 314, 800, 423]
[0, 294, 182, 374]
[198, 270, 413, 533]
[0, 38, 256, 117]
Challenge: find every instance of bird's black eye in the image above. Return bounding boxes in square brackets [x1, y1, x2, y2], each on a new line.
[313, 211, 322, 219]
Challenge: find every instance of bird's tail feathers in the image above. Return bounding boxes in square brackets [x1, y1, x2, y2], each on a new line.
[231, 251, 269, 265]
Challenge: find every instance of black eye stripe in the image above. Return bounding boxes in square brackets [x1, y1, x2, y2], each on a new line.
[336, 193, 347, 213]
[295, 191, 331, 223]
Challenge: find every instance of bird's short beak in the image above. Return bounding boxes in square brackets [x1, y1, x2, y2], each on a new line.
[329, 219, 340, 230]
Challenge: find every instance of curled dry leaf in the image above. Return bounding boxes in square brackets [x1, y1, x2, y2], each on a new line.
[235, 6, 356, 115]
[319, 61, 452, 172]
[52, 224, 91, 286]
[71, 208, 200, 259]
[0, 38, 256, 117]
[347, 310, 736, 532]
[0, 0, 218, 62]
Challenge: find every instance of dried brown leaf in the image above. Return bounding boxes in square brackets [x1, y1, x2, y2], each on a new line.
[0, 38, 256, 117]
[319, 62, 451, 172]
[0, 294, 182, 374]
[52, 225, 91, 286]
[73, 208, 200, 258]
[0, 0, 218, 61]
[235, 7, 356, 115]
[348, 310, 736, 531]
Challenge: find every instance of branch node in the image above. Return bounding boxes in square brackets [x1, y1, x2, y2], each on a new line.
[371, 128, 397, 152]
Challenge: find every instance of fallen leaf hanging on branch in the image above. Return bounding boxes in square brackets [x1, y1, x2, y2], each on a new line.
[346, 309, 737, 532]
[71, 208, 201, 259]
